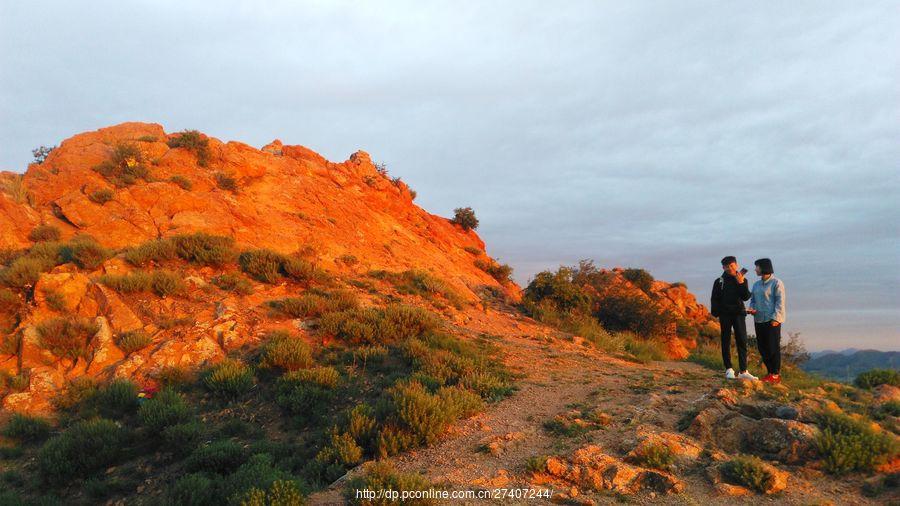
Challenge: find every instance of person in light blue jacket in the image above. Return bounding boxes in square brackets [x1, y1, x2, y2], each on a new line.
[746, 258, 786, 383]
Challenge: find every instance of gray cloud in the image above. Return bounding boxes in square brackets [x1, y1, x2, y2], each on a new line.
[2, 0, 897, 350]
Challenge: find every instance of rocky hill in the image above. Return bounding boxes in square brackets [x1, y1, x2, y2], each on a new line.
[0, 124, 896, 505]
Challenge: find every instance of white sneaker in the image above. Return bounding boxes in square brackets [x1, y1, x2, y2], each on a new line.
[738, 371, 758, 381]
[725, 368, 736, 379]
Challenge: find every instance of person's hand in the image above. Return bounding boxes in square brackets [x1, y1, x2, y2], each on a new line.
[735, 270, 745, 283]
[771, 321, 781, 327]
[746, 308, 757, 315]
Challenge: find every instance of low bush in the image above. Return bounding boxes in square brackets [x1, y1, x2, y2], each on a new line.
[169, 174, 193, 190]
[185, 440, 248, 475]
[124, 239, 177, 266]
[115, 329, 153, 356]
[215, 172, 238, 192]
[720, 455, 775, 494]
[38, 418, 127, 485]
[161, 421, 203, 456]
[593, 293, 673, 338]
[211, 272, 254, 295]
[622, 268, 654, 294]
[815, 409, 898, 474]
[525, 455, 549, 474]
[202, 359, 254, 399]
[239, 249, 324, 284]
[451, 207, 478, 230]
[88, 188, 114, 204]
[99, 270, 185, 297]
[139, 387, 193, 433]
[345, 461, 433, 505]
[170, 233, 235, 266]
[42, 289, 66, 312]
[320, 304, 437, 345]
[855, 369, 899, 390]
[218, 453, 296, 502]
[85, 379, 139, 419]
[2, 414, 51, 444]
[28, 225, 61, 243]
[167, 130, 210, 167]
[35, 316, 99, 360]
[623, 334, 668, 363]
[92, 142, 150, 187]
[259, 331, 313, 371]
[386, 380, 481, 446]
[32, 145, 55, 164]
[627, 441, 675, 471]
[314, 431, 364, 479]
[239, 480, 305, 506]
[474, 258, 513, 284]
[523, 267, 592, 314]
[166, 473, 218, 505]
[59, 236, 110, 269]
[371, 269, 466, 309]
[267, 290, 359, 318]
[276, 367, 340, 420]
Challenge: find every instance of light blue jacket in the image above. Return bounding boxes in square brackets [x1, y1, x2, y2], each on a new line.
[748, 276, 786, 324]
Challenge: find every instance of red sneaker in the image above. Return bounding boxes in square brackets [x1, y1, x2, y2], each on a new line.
[761, 374, 774, 383]
[769, 374, 781, 384]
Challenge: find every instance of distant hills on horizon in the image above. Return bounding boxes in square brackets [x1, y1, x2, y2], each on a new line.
[802, 348, 899, 382]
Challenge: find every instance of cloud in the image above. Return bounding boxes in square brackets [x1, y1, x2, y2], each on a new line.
[1, 0, 897, 350]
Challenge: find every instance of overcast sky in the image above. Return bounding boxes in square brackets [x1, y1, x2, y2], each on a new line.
[1, 1, 897, 351]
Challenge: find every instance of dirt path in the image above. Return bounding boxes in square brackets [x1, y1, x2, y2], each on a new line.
[309, 308, 879, 505]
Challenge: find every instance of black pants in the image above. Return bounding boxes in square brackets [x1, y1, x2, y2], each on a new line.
[755, 321, 782, 375]
[719, 314, 748, 372]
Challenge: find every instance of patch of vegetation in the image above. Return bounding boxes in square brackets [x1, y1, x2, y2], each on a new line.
[523, 267, 591, 314]
[215, 172, 238, 192]
[2, 414, 51, 444]
[84, 379, 140, 419]
[88, 188, 114, 204]
[474, 258, 513, 284]
[99, 270, 185, 297]
[239, 249, 325, 284]
[32, 145, 55, 164]
[267, 290, 359, 318]
[687, 341, 724, 370]
[38, 418, 128, 485]
[320, 304, 437, 345]
[35, 316, 99, 360]
[203, 359, 255, 399]
[369, 269, 466, 309]
[855, 369, 899, 389]
[169, 174, 193, 190]
[41, 288, 66, 312]
[594, 293, 672, 338]
[815, 409, 898, 474]
[525, 455, 549, 474]
[115, 329, 153, 356]
[59, 235, 110, 269]
[170, 233, 236, 266]
[345, 461, 434, 505]
[627, 441, 675, 471]
[450, 207, 478, 230]
[259, 331, 313, 371]
[720, 455, 776, 494]
[184, 440, 248, 474]
[624, 334, 668, 363]
[211, 272, 254, 295]
[621, 268, 654, 294]
[276, 367, 341, 422]
[28, 225, 60, 243]
[167, 130, 210, 167]
[123, 238, 177, 266]
[92, 142, 151, 187]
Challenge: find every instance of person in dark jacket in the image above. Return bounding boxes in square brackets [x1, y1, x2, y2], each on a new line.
[710, 256, 757, 380]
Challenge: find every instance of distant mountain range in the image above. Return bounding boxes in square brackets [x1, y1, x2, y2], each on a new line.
[802, 349, 899, 382]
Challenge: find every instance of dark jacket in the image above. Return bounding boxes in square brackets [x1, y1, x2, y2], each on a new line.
[710, 273, 750, 317]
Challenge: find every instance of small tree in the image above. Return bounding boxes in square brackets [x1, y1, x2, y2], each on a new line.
[451, 207, 479, 231]
[32, 146, 55, 164]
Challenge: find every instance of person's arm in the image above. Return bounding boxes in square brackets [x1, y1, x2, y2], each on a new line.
[710, 280, 720, 317]
[772, 280, 786, 324]
[739, 278, 751, 301]
[747, 283, 756, 313]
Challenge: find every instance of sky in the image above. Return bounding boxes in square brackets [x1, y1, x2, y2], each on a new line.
[1, 1, 898, 351]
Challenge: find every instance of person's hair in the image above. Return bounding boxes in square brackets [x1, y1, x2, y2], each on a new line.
[754, 258, 774, 275]
[721, 256, 737, 266]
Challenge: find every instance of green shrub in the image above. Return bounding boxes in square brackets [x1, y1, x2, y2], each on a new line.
[450, 207, 478, 231]
[525, 455, 549, 474]
[86, 379, 139, 419]
[211, 273, 254, 295]
[855, 369, 900, 390]
[59, 236, 110, 269]
[169, 174, 193, 190]
[267, 291, 359, 318]
[375, 425, 418, 459]
[2, 414, 51, 444]
[815, 409, 898, 474]
[345, 461, 434, 505]
[623, 334, 668, 363]
[161, 421, 203, 456]
[28, 225, 61, 243]
[474, 258, 512, 283]
[239, 249, 324, 284]
[219, 454, 296, 504]
[371, 270, 465, 309]
[594, 294, 673, 338]
[92, 142, 151, 187]
[463, 246, 482, 255]
[627, 442, 675, 471]
[124, 239, 177, 266]
[51, 377, 97, 411]
[35, 316, 99, 360]
[347, 404, 377, 449]
[170, 233, 235, 266]
[88, 188, 115, 204]
[42, 289, 66, 312]
[1, 257, 52, 288]
[721, 455, 776, 493]
[687, 342, 724, 370]
[215, 172, 238, 192]
[276, 367, 340, 420]
[139, 387, 193, 433]
[116, 329, 153, 355]
[167, 130, 210, 167]
[386, 380, 480, 446]
[315, 431, 363, 469]
[185, 440, 248, 475]
[259, 331, 313, 371]
[38, 419, 127, 485]
[238, 480, 305, 506]
[320, 305, 437, 345]
[622, 268, 654, 293]
[167, 473, 219, 506]
[203, 359, 254, 399]
[523, 267, 591, 314]
[99, 270, 185, 296]
[32, 145, 55, 164]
